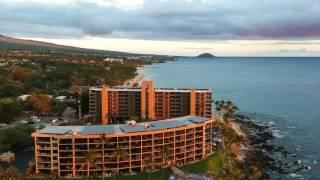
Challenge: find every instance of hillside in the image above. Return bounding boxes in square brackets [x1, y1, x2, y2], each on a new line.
[197, 53, 215, 58]
[0, 34, 137, 56]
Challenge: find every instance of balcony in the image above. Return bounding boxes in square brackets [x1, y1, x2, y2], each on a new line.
[37, 152, 51, 157]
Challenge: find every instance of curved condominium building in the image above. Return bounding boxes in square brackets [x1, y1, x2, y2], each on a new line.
[32, 116, 216, 177]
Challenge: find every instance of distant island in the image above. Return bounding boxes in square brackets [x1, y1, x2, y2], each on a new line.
[197, 53, 215, 58]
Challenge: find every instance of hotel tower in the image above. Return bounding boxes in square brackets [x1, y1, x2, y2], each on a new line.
[89, 81, 212, 124]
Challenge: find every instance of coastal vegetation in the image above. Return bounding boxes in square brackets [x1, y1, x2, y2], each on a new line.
[180, 100, 264, 179]
[215, 100, 239, 123]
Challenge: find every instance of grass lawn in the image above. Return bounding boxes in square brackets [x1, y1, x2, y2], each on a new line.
[98, 168, 172, 180]
[181, 150, 224, 175]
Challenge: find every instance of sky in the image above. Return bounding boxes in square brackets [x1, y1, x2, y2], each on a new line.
[1, 0, 320, 56]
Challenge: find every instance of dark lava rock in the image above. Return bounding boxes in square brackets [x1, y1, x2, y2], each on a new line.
[235, 112, 308, 177]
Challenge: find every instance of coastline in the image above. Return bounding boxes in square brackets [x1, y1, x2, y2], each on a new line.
[135, 58, 317, 178]
[234, 114, 313, 178]
[123, 70, 145, 87]
[230, 120, 248, 161]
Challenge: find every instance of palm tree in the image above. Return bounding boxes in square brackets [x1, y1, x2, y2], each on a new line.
[144, 154, 153, 180]
[25, 163, 36, 177]
[111, 169, 118, 180]
[6, 166, 20, 180]
[112, 146, 127, 176]
[50, 170, 59, 179]
[248, 165, 262, 180]
[223, 100, 239, 123]
[85, 148, 97, 180]
[100, 133, 113, 179]
[160, 145, 169, 180]
[214, 100, 225, 116]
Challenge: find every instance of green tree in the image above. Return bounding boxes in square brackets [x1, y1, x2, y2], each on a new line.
[6, 166, 20, 179]
[214, 100, 225, 116]
[223, 100, 239, 123]
[81, 92, 89, 115]
[144, 154, 154, 180]
[99, 133, 113, 179]
[84, 148, 97, 180]
[0, 98, 21, 123]
[25, 164, 36, 176]
[160, 145, 169, 180]
[0, 78, 24, 98]
[112, 146, 127, 175]
[247, 166, 262, 180]
[51, 100, 67, 116]
[215, 100, 239, 123]
[0, 124, 35, 152]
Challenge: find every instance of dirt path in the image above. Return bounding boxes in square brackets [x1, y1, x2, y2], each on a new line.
[230, 121, 248, 161]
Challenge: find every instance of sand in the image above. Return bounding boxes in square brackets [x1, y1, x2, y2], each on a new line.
[123, 73, 145, 87]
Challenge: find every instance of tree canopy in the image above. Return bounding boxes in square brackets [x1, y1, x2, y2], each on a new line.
[0, 98, 21, 123]
[0, 124, 35, 153]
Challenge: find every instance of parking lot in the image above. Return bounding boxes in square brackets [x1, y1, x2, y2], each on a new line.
[0, 107, 78, 130]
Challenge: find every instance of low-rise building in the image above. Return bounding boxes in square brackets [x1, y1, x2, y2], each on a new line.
[54, 96, 67, 102]
[17, 94, 31, 101]
[104, 58, 124, 63]
[0, 151, 15, 163]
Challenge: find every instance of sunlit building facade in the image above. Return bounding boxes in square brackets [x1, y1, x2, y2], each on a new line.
[89, 81, 212, 124]
[32, 116, 216, 177]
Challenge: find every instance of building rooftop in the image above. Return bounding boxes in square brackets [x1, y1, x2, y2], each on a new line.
[34, 116, 211, 136]
[90, 86, 211, 93]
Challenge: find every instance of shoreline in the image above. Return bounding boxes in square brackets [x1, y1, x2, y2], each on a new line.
[233, 114, 312, 178]
[230, 120, 248, 161]
[123, 71, 145, 87]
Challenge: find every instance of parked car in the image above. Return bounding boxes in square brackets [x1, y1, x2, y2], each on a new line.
[30, 116, 41, 123]
[63, 120, 70, 124]
[0, 123, 7, 127]
[20, 120, 29, 124]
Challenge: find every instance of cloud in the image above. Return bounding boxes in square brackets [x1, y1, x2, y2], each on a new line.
[0, 0, 320, 40]
[183, 47, 214, 51]
[260, 48, 320, 56]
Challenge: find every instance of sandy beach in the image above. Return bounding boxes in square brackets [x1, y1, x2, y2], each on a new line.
[123, 72, 145, 87]
[230, 121, 247, 138]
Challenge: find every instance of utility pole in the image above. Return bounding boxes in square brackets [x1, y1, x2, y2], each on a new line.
[78, 100, 82, 121]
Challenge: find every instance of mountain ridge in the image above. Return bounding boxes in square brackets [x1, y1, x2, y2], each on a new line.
[0, 34, 140, 56]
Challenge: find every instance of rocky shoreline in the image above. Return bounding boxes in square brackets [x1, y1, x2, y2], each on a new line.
[235, 113, 312, 178]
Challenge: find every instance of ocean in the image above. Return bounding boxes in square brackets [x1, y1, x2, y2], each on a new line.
[139, 57, 320, 179]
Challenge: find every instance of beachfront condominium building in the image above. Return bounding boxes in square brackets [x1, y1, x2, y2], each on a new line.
[32, 116, 215, 177]
[89, 81, 212, 124]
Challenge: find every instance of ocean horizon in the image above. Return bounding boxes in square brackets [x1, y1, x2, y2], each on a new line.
[140, 57, 320, 178]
